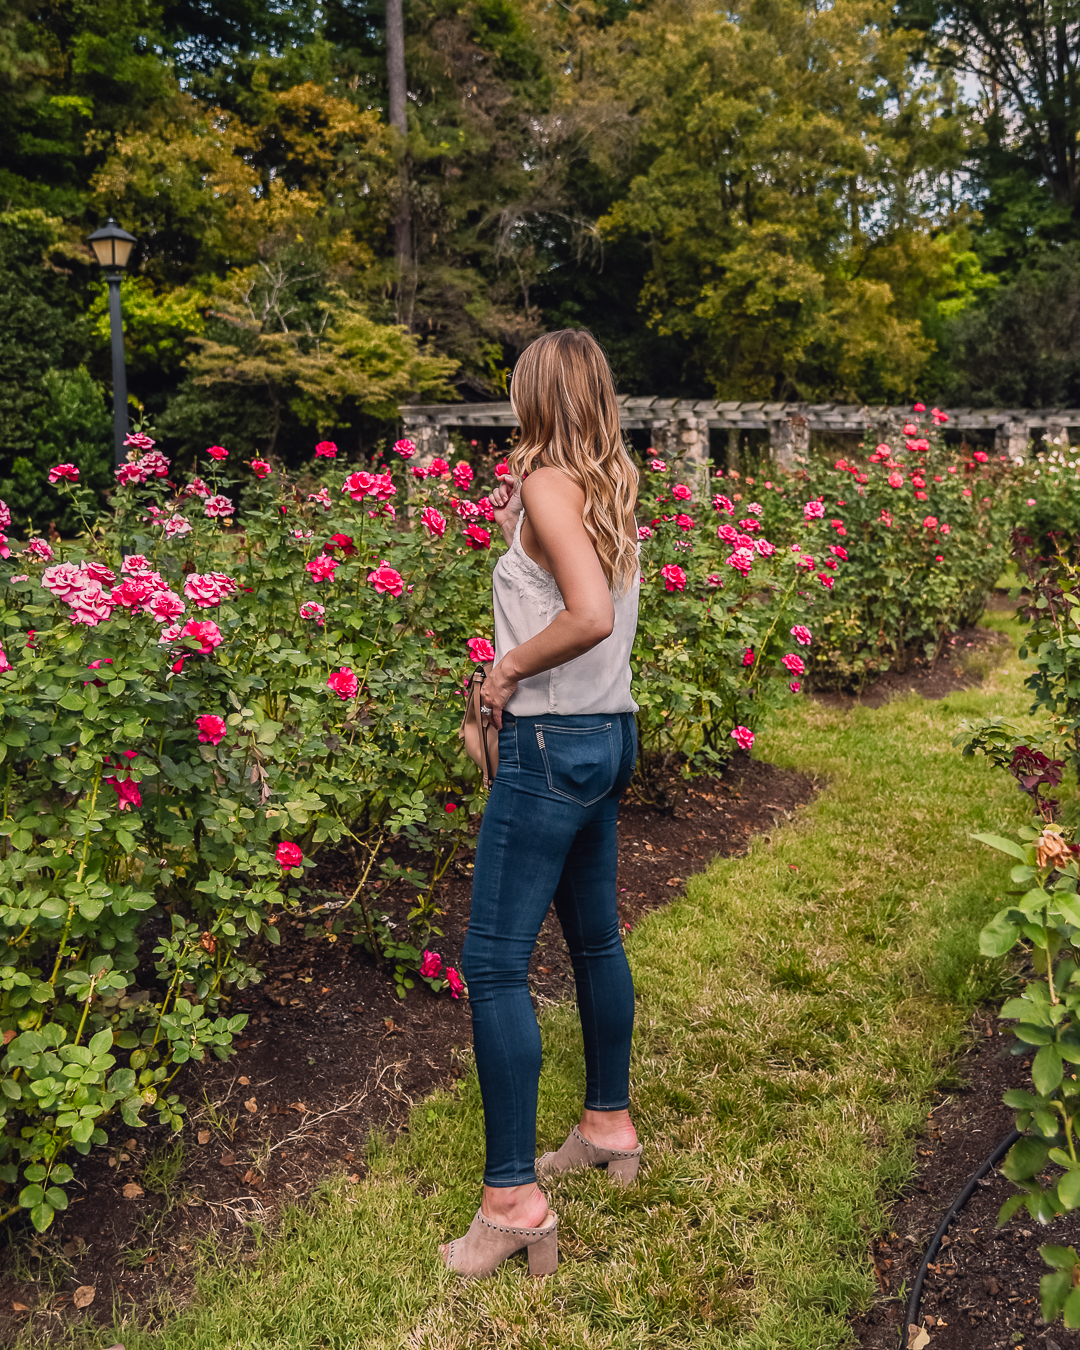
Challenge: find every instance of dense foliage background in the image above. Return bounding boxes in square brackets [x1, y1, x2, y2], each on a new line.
[2, 0, 1079, 531]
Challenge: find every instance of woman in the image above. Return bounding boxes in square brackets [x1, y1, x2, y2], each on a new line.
[440, 330, 642, 1279]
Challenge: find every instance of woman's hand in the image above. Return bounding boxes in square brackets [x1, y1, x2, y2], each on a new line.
[482, 659, 519, 730]
[491, 473, 522, 546]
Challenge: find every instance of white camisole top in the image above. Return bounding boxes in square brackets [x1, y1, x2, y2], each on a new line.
[492, 511, 639, 717]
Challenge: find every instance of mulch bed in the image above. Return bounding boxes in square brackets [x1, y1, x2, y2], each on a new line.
[853, 1019, 1080, 1350]
[0, 754, 816, 1340]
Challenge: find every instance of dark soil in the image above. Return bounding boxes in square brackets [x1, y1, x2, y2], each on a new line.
[853, 1020, 1080, 1350]
[814, 625, 1012, 709]
[0, 755, 816, 1340]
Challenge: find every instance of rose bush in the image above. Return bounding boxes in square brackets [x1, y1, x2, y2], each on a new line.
[755, 408, 1022, 687]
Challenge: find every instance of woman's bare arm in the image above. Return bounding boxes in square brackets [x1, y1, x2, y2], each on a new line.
[482, 467, 615, 728]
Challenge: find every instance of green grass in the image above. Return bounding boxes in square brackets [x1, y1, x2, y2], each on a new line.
[48, 615, 1036, 1350]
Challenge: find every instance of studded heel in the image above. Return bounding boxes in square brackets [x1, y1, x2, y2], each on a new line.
[441, 1208, 559, 1278]
[536, 1124, 642, 1185]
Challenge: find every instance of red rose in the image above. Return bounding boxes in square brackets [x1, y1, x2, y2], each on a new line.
[276, 841, 303, 870]
[327, 666, 359, 699]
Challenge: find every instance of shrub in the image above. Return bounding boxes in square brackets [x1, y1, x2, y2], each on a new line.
[0, 436, 817, 1228]
[1013, 441, 1080, 564]
[757, 407, 1020, 688]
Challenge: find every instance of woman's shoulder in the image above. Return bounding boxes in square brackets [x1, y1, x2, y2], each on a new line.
[520, 464, 584, 508]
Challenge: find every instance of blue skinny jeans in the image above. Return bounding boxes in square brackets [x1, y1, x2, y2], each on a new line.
[461, 710, 638, 1187]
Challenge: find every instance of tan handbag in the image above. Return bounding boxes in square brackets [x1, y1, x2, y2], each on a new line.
[459, 664, 500, 789]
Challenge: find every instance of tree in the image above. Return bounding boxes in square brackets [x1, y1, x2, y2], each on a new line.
[590, 0, 974, 400]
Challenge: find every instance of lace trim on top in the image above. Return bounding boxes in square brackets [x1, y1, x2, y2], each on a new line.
[495, 512, 563, 619]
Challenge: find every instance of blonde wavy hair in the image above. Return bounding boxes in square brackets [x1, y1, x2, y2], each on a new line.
[506, 330, 639, 594]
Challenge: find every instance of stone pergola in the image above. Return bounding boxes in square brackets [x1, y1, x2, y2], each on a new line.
[401, 398, 1079, 472]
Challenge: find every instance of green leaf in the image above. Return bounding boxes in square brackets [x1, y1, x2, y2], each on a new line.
[88, 1029, 112, 1057]
[980, 910, 1021, 957]
[1004, 1088, 1043, 1109]
[18, 1183, 43, 1208]
[1059, 1172, 1080, 1209]
[57, 692, 85, 712]
[973, 831, 1029, 861]
[1033, 1044, 1065, 1095]
[1002, 1136, 1050, 1181]
[1065, 1284, 1080, 1329]
[29, 1201, 54, 1232]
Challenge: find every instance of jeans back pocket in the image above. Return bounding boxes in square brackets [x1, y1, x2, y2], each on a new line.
[535, 722, 616, 806]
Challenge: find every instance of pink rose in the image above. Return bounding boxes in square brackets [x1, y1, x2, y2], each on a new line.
[941, 523, 951, 535]
[429, 458, 450, 478]
[121, 554, 151, 575]
[452, 462, 474, 490]
[676, 513, 695, 531]
[829, 545, 848, 560]
[803, 500, 825, 520]
[165, 514, 192, 538]
[410, 465, 428, 479]
[0, 645, 10, 673]
[467, 637, 496, 663]
[250, 459, 271, 479]
[206, 445, 228, 460]
[306, 555, 338, 583]
[781, 653, 805, 676]
[913, 402, 926, 412]
[742, 648, 754, 667]
[371, 472, 396, 501]
[41, 562, 85, 601]
[713, 494, 734, 514]
[464, 524, 491, 550]
[903, 422, 918, 436]
[184, 476, 210, 499]
[973, 450, 989, 463]
[730, 726, 754, 752]
[446, 967, 464, 999]
[315, 441, 338, 458]
[184, 573, 235, 607]
[180, 619, 223, 654]
[660, 563, 686, 591]
[299, 601, 325, 624]
[197, 714, 227, 745]
[140, 450, 170, 477]
[111, 577, 154, 610]
[124, 432, 155, 451]
[706, 573, 721, 587]
[923, 516, 938, 530]
[650, 459, 667, 471]
[327, 666, 359, 699]
[70, 583, 114, 627]
[341, 471, 376, 501]
[726, 548, 754, 577]
[638, 526, 653, 540]
[671, 483, 692, 501]
[308, 487, 331, 509]
[25, 539, 54, 563]
[393, 438, 416, 459]
[115, 461, 147, 486]
[276, 841, 303, 870]
[0, 500, 11, 530]
[790, 625, 812, 646]
[147, 589, 186, 623]
[754, 538, 776, 557]
[887, 472, 903, 489]
[48, 463, 79, 485]
[818, 573, 834, 589]
[419, 950, 443, 979]
[204, 494, 235, 518]
[367, 561, 403, 596]
[421, 507, 447, 538]
[495, 460, 509, 476]
[789, 681, 801, 693]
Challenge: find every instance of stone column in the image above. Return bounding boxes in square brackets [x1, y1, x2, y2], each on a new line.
[1045, 420, 1071, 450]
[408, 419, 451, 466]
[994, 419, 1030, 460]
[770, 412, 809, 472]
[726, 427, 740, 475]
[651, 415, 711, 492]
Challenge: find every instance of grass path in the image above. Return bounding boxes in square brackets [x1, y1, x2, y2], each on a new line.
[71, 618, 1035, 1350]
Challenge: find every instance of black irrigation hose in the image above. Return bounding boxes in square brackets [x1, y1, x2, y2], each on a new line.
[902, 1128, 1022, 1341]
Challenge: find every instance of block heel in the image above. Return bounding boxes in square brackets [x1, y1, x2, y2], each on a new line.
[527, 1225, 559, 1276]
[605, 1152, 641, 1186]
[536, 1124, 642, 1184]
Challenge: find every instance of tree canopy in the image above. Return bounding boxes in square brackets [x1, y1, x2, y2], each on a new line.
[1, 0, 1077, 527]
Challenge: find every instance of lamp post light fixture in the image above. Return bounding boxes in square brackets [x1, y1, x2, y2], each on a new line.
[86, 218, 137, 468]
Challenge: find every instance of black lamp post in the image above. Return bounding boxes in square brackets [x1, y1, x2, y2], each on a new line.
[86, 219, 137, 468]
